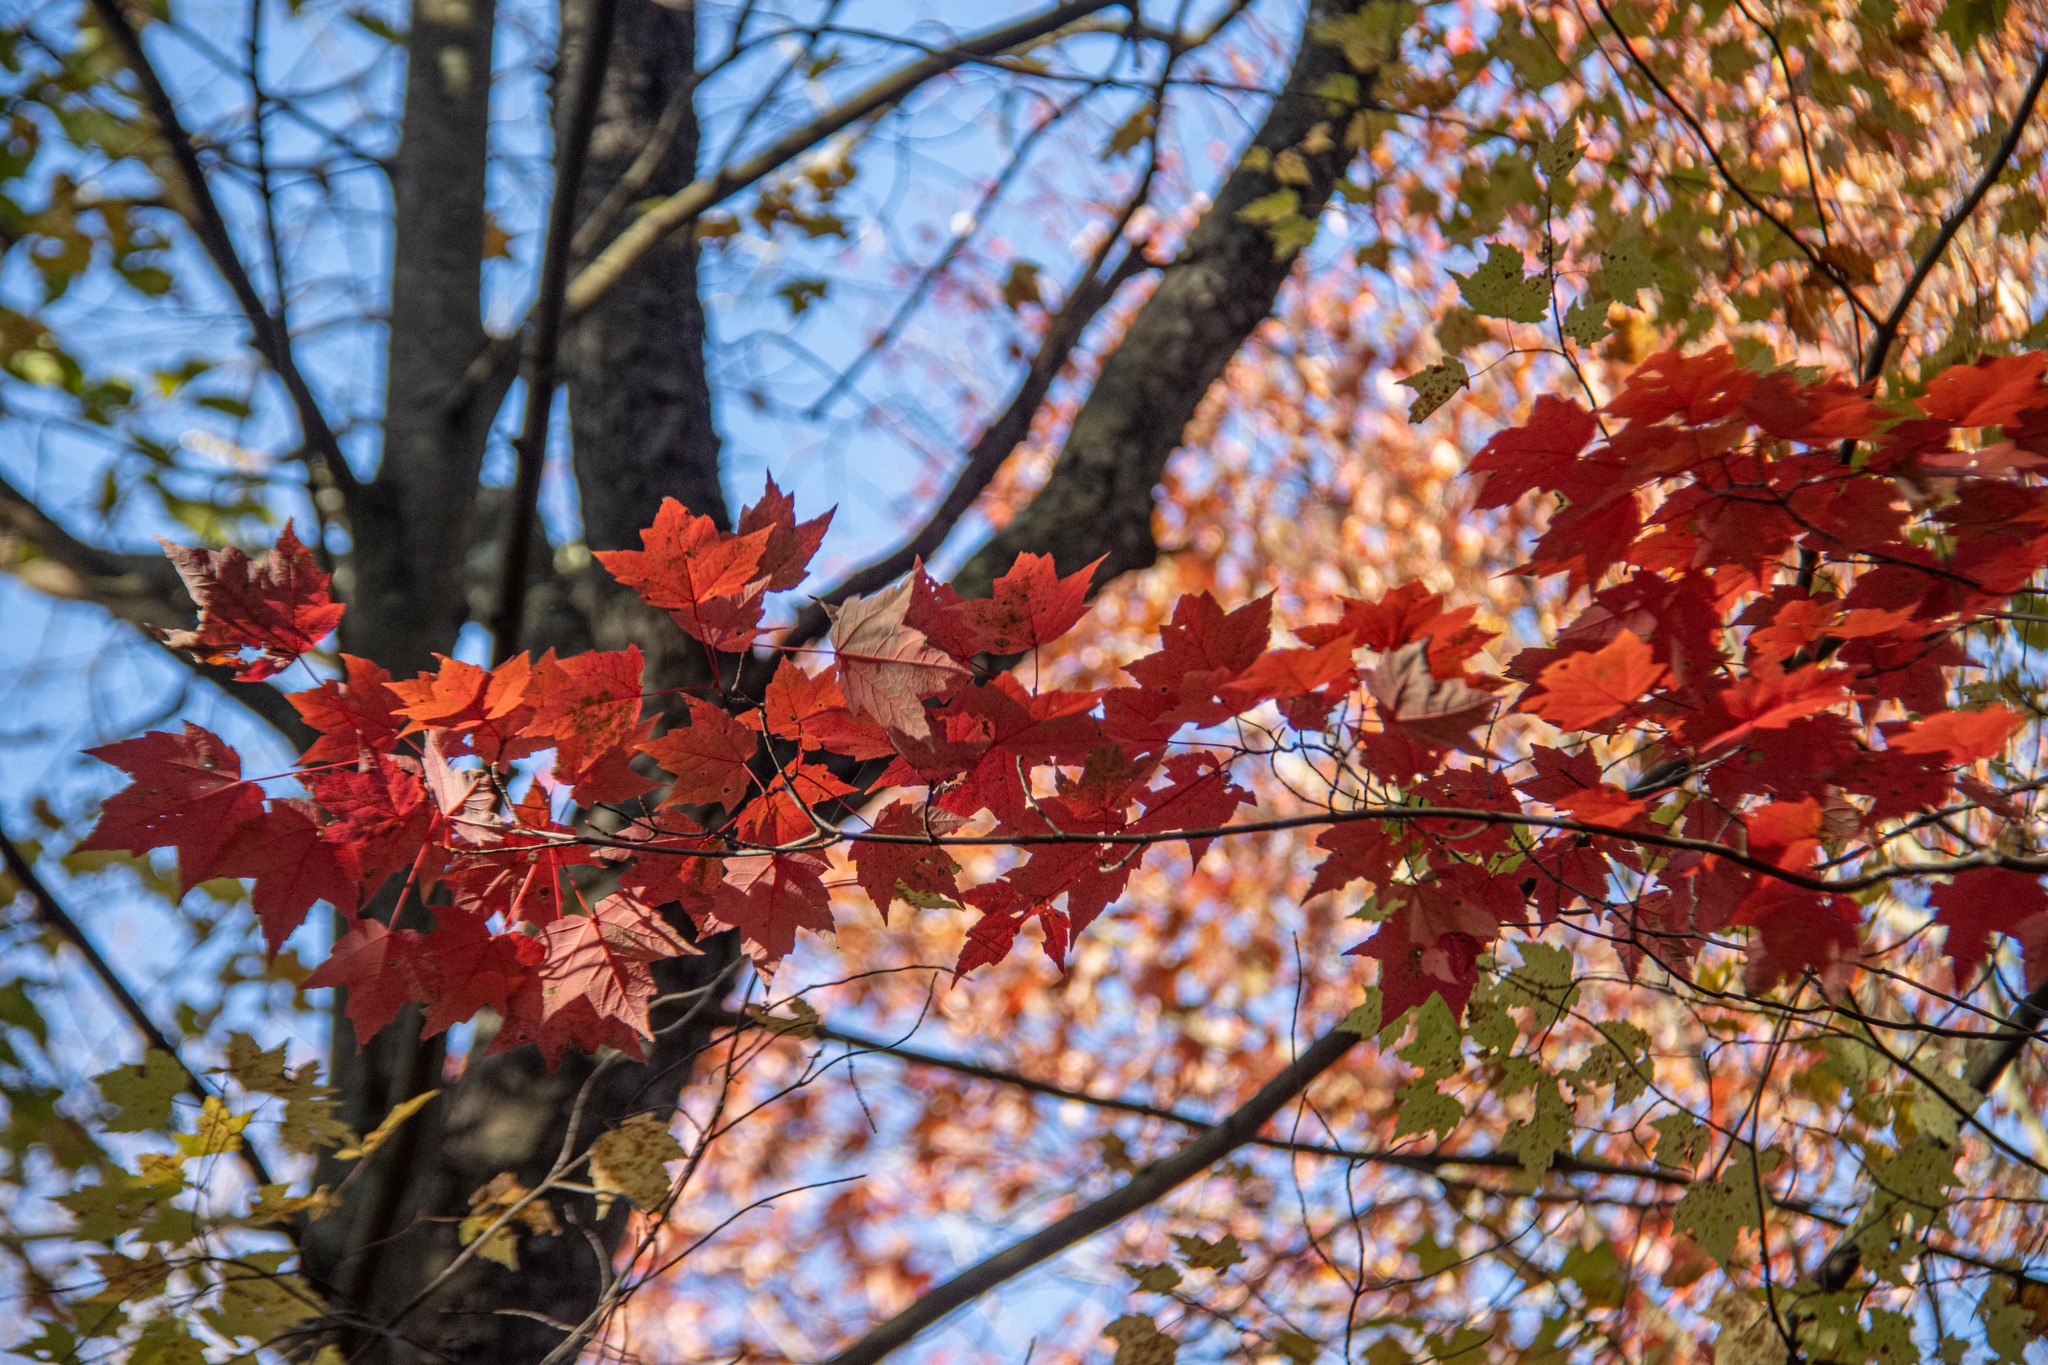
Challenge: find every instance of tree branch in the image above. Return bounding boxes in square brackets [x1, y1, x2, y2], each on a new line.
[439, 0, 1123, 425]
[490, 0, 620, 661]
[1860, 50, 2048, 385]
[727, 1010, 1689, 1188]
[820, 1020, 1362, 1365]
[0, 470, 315, 745]
[85, 0, 359, 501]
[950, 0, 1407, 596]
[777, 242, 1151, 652]
[1812, 973, 2048, 1292]
[0, 827, 279, 1193]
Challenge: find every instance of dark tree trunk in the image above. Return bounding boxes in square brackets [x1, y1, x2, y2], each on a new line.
[307, 5, 744, 1361]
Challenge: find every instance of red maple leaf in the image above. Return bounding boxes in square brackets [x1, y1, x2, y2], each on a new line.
[416, 917, 541, 1037]
[949, 552, 1101, 654]
[1466, 395, 1600, 509]
[156, 521, 345, 681]
[828, 578, 970, 743]
[1919, 353, 2048, 427]
[714, 851, 833, 965]
[1347, 912, 1487, 1025]
[594, 498, 775, 650]
[79, 724, 266, 893]
[1108, 592, 1274, 740]
[736, 476, 833, 591]
[389, 653, 540, 765]
[746, 657, 896, 759]
[851, 800, 964, 921]
[954, 904, 1071, 977]
[212, 800, 362, 953]
[535, 892, 698, 1037]
[639, 699, 759, 810]
[1730, 883, 1861, 995]
[1298, 583, 1492, 680]
[1367, 639, 1495, 757]
[302, 917, 426, 1039]
[301, 752, 432, 886]
[1929, 869, 2048, 986]
[525, 647, 647, 772]
[1886, 706, 2025, 764]
[289, 654, 407, 767]
[1523, 630, 1667, 731]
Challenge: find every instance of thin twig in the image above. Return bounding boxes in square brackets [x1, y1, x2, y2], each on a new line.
[0, 827, 279, 1192]
[490, 0, 621, 660]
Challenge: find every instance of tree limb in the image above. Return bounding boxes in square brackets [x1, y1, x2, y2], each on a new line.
[819, 1019, 1362, 1365]
[0, 827, 280, 1193]
[85, 0, 359, 501]
[725, 1010, 1689, 1188]
[950, 0, 1407, 596]
[440, 0, 1124, 425]
[1860, 50, 2048, 385]
[490, 0, 620, 661]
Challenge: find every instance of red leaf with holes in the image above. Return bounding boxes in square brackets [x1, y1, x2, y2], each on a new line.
[594, 498, 776, 649]
[79, 724, 266, 893]
[640, 699, 758, 810]
[156, 521, 345, 681]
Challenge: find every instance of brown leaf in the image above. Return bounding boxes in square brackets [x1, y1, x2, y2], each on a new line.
[1367, 638, 1495, 756]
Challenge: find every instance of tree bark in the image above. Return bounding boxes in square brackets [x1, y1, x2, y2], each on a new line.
[953, 0, 1404, 597]
[308, 6, 745, 1360]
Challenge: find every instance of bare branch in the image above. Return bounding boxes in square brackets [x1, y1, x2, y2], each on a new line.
[490, 0, 620, 661]
[86, 0, 360, 501]
[1860, 51, 2048, 385]
[0, 828, 280, 1194]
[439, 0, 1125, 430]
[820, 1019, 1362, 1365]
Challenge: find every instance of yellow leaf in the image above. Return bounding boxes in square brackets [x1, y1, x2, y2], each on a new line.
[589, 1112, 686, 1216]
[336, 1088, 438, 1160]
[175, 1096, 250, 1157]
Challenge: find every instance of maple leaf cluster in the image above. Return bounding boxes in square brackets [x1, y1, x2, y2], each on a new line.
[82, 353, 2048, 1062]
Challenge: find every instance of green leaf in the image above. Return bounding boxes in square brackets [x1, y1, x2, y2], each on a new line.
[1122, 1261, 1182, 1293]
[1398, 357, 1469, 422]
[1398, 995, 1463, 1073]
[1237, 188, 1301, 226]
[1559, 1239, 1625, 1308]
[1651, 1113, 1706, 1170]
[1173, 1231, 1245, 1270]
[94, 1050, 185, 1133]
[1596, 236, 1657, 307]
[1563, 296, 1609, 346]
[1454, 243, 1549, 323]
[1338, 986, 1383, 1039]
[1391, 1078, 1464, 1140]
[1538, 117, 1583, 181]
[1105, 104, 1156, 159]
[1935, 0, 2008, 48]
[1275, 1327, 1320, 1364]
[1982, 1281, 2032, 1363]
[1674, 1146, 1781, 1264]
